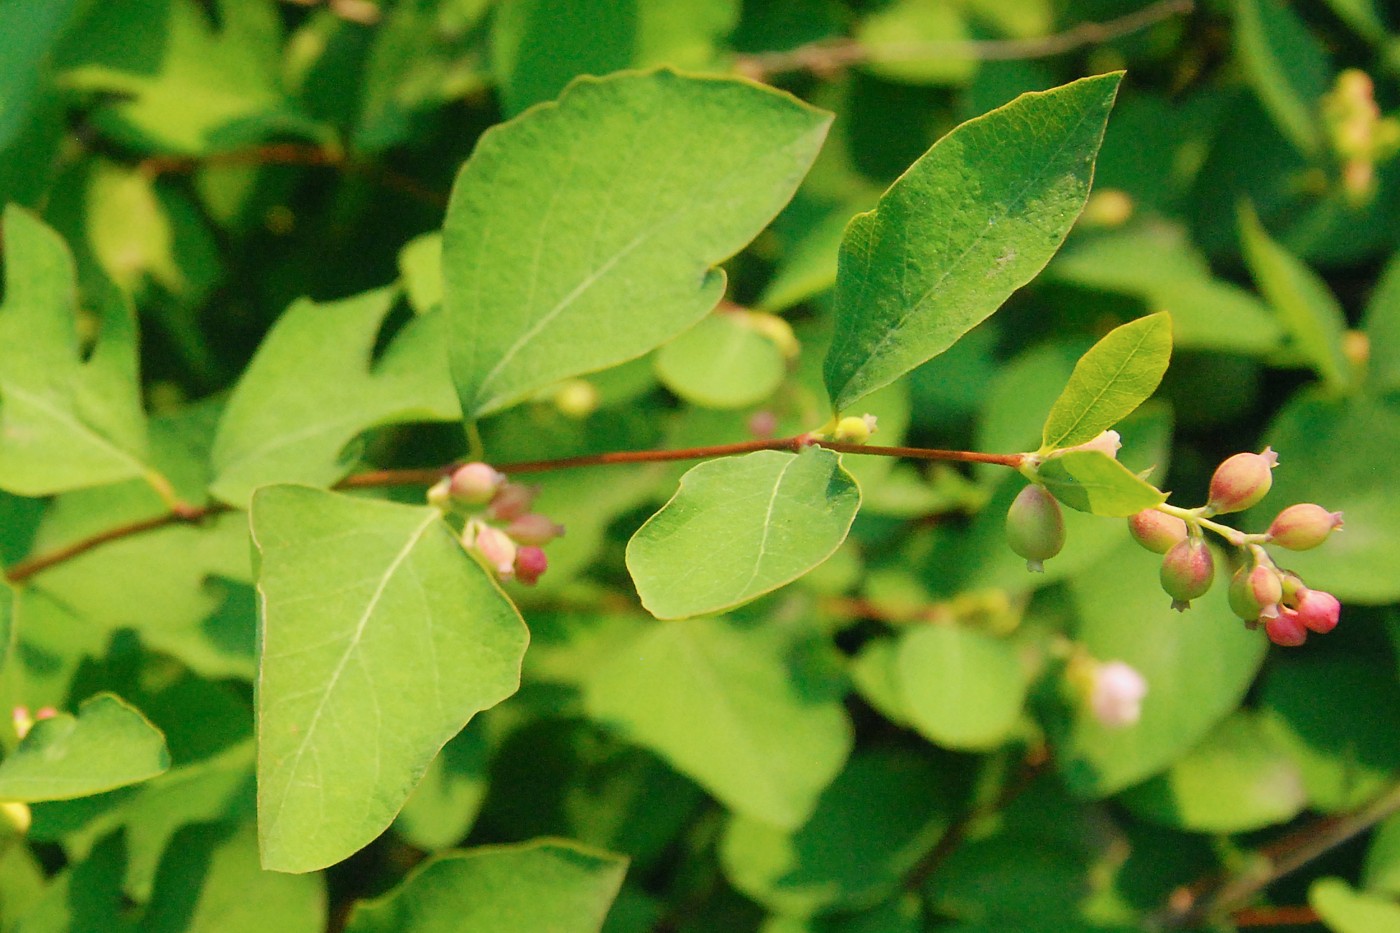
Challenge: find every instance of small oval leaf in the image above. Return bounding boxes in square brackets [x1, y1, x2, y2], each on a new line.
[626, 446, 861, 619]
[1037, 450, 1166, 517]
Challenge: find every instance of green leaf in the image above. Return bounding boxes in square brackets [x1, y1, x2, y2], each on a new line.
[1238, 203, 1353, 392]
[1311, 878, 1400, 933]
[1036, 451, 1167, 517]
[442, 69, 831, 419]
[720, 748, 950, 917]
[1058, 542, 1267, 798]
[895, 624, 1028, 751]
[249, 485, 528, 873]
[654, 313, 787, 409]
[143, 821, 326, 933]
[1040, 312, 1172, 451]
[822, 72, 1122, 414]
[583, 617, 853, 829]
[11, 831, 136, 933]
[1234, 0, 1332, 156]
[1363, 249, 1400, 396]
[1365, 811, 1400, 897]
[0, 694, 170, 802]
[393, 723, 489, 852]
[0, 0, 81, 150]
[855, 0, 976, 86]
[0, 582, 12, 674]
[345, 839, 628, 933]
[626, 447, 861, 619]
[1117, 711, 1306, 833]
[209, 289, 459, 506]
[0, 206, 150, 496]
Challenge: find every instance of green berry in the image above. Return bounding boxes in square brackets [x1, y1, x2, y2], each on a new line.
[1006, 484, 1065, 573]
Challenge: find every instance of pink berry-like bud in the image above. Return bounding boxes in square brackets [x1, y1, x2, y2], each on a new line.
[1228, 563, 1284, 623]
[514, 546, 548, 586]
[472, 525, 518, 577]
[1267, 504, 1344, 551]
[449, 462, 505, 505]
[487, 482, 539, 522]
[1266, 609, 1308, 647]
[1207, 448, 1278, 514]
[1292, 588, 1341, 634]
[1005, 484, 1065, 573]
[1128, 509, 1188, 554]
[1089, 660, 1148, 728]
[1160, 538, 1215, 611]
[748, 410, 778, 439]
[506, 513, 565, 546]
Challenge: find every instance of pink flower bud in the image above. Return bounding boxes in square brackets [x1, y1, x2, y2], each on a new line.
[449, 462, 505, 505]
[471, 525, 518, 577]
[487, 482, 539, 522]
[1128, 509, 1188, 554]
[1266, 609, 1308, 647]
[1160, 537, 1215, 611]
[1089, 660, 1148, 728]
[1005, 484, 1065, 573]
[1207, 448, 1278, 514]
[514, 546, 548, 586]
[505, 513, 565, 546]
[1267, 504, 1344, 551]
[1292, 588, 1341, 634]
[1061, 429, 1122, 459]
[1228, 563, 1284, 623]
[748, 410, 778, 439]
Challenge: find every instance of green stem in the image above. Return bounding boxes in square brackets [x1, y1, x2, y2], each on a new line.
[1156, 502, 1268, 548]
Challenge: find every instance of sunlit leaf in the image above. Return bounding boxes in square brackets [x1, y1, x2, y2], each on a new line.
[1036, 450, 1167, 517]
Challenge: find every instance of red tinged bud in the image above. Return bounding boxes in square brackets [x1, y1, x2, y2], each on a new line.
[1266, 609, 1309, 647]
[1292, 588, 1341, 634]
[1268, 504, 1344, 551]
[1160, 537, 1214, 611]
[449, 462, 505, 505]
[1207, 448, 1278, 514]
[514, 546, 548, 586]
[1228, 562, 1284, 623]
[1128, 509, 1188, 554]
[487, 482, 540, 522]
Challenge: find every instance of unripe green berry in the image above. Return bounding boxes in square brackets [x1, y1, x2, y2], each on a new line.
[832, 415, 877, 444]
[1228, 563, 1283, 623]
[1128, 509, 1188, 554]
[1267, 503, 1344, 550]
[1006, 484, 1065, 573]
[449, 462, 505, 505]
[1206, 448, 1278, 514]
[1160, 537, 1214, 611]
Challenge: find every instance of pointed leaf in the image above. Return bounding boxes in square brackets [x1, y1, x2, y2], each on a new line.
[442, 70, 831, 418]
[209, 290, 459, 506]
[1235, 0, 1332, 156]
[1040, 312, 1172, 451]
[0, 694, 170, 802]
[896, 624, 1029, 750]
[822, 73, 1122, 413]
[583, 617, 853, 829]
[626, 447, 861, 619]
[0, 206, 150, 496]
[250, 485, 528, 872]
[346, 839, 627, 933]
[1037, 450, 1167, 517]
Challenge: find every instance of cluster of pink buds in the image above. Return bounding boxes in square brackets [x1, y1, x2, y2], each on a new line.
[428, 462, 565, 586]
[1126, 448, 1344, 646]
[11, 705, 57, 740]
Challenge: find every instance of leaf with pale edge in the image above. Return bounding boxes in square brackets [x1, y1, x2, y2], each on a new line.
[1037, 450, 1166, 516]
[823, 72, 1122, 414]
[0, 206, 150, 496]
[626, 447, 861, 619]
[0, 694, 169, 801]
[210, 289, 459, 506]
[346, 839, 627, 933]
[1310, 878, 1400, 933]
[442, 69, 830, 418]
[250, 485, 527, 873]
[1040, 312, 1172, 451]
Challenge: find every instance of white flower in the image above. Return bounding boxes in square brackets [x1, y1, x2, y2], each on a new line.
[1090, 660, 1147, 728]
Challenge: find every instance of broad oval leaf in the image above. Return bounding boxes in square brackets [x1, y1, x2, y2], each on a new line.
[346, 839, 627, 933]
[896, 624, 1028, 751]
[626, 446, 861, 619]
[822, 72, 1122, 414]
[1036, 450, 1166, 517]
[442, 69, 831, 419]
[0, 693, 170, 802]
[1311, 878, 1400, 933]
[1040, 312, 1172, 451]
[583, 616, 853, 829]
[654, 312, 787, 409]
[0, 206, 151, 496]
[250, 485, 528, 873]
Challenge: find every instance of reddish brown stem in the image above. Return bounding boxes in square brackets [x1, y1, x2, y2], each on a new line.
[4, 506, 223, 584]
[1230, 905, 1320, 927]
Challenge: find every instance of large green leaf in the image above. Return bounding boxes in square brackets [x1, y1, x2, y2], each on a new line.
[895, 624, 1029, 751]
[209, 290, 459, 506]
[626, 447, 861, 619]
[345, 839, 628, 933]
[583, 617, 852, 829]
[1234, 0, 1332, 156]
[1036, 451, 1167, 517]
[1238, 203, 1353, 392]
[0, 206, 150, 496]
[822, 72, 1122, 413]
[0, 0, 81, 150]
[1311, 878, 1400, 933]
[1057, 542, 1268, 798]
[441, 69, 830, 419]
[1364, 249, 1400, 396]
[1040, 312, 1172, 451]
[0, 694, 170, 802]
[250, 485, 528, 873]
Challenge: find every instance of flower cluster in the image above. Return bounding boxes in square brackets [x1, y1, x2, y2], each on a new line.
[1126, 449, 1344, 646]
[428, 462, 565, 585]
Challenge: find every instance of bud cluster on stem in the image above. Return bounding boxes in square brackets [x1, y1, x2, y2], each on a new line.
[429, 462, 565, 585]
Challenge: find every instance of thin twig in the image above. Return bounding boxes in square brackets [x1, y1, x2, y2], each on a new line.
[1231, 905, 1320, 927]
[734, 0, 1193, 80]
